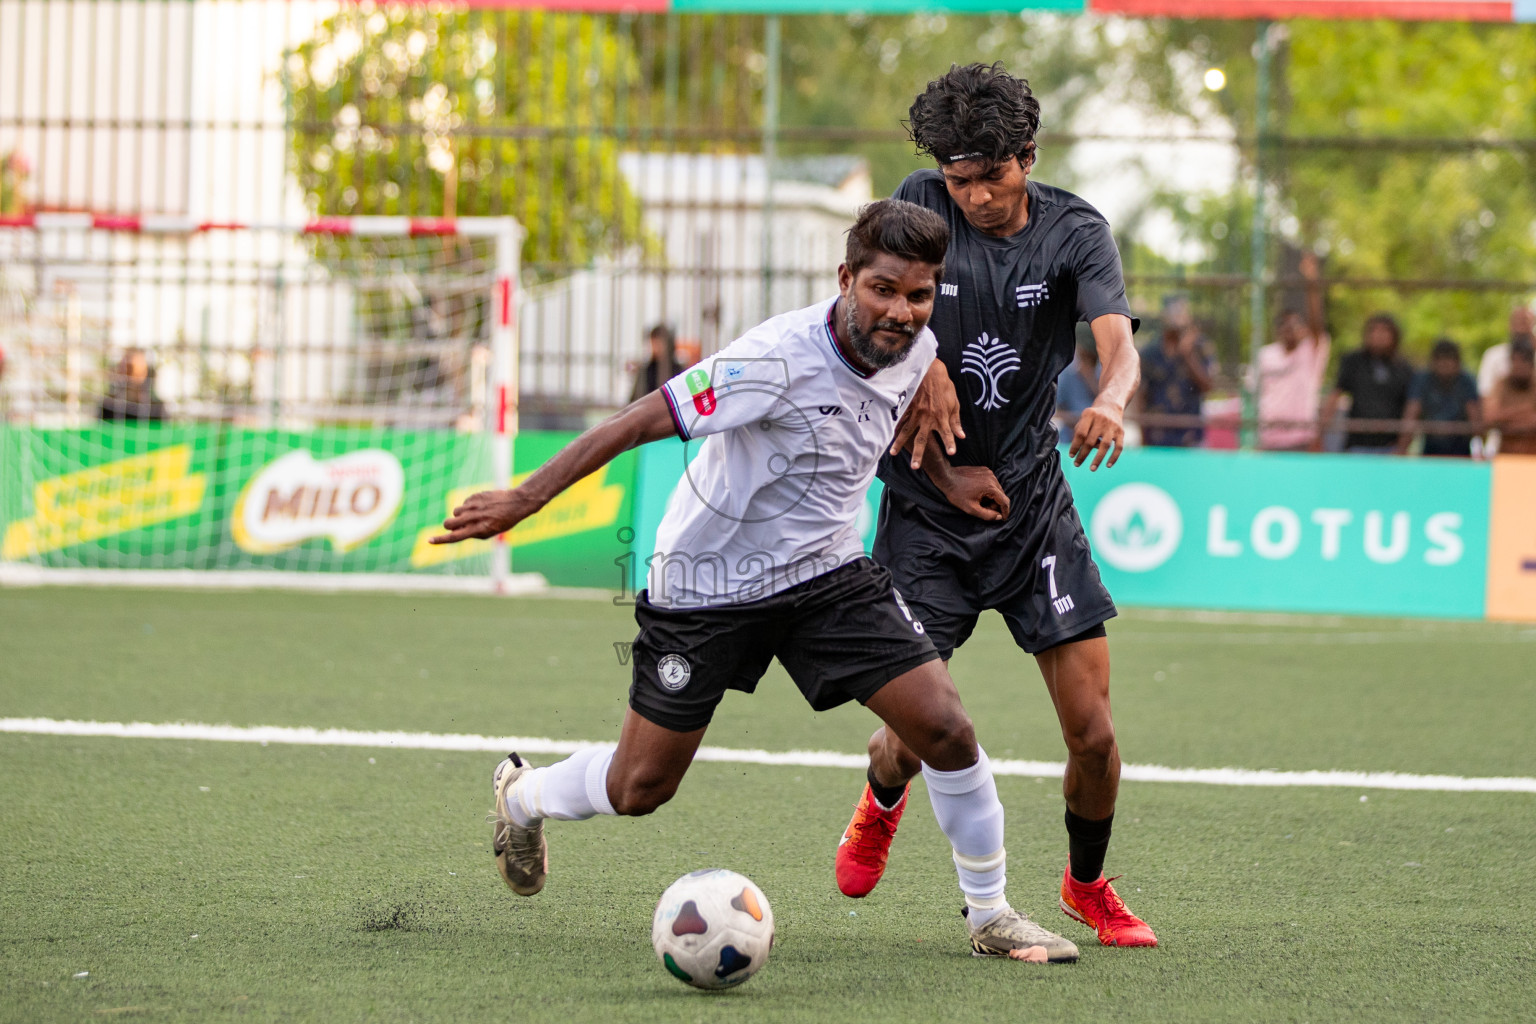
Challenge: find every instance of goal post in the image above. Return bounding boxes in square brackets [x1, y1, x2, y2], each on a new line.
[0, 213, 535, 593]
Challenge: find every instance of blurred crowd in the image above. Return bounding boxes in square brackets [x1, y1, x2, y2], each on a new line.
[38, 293, 1534, 459]
[1059, 254, 1536, 458]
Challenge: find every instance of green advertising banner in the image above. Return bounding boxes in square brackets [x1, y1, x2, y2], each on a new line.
[1, 425, 1494, 614]
[501, 431, 636, 589]
[625, 443, 1490, 618]
[0, 425, 634, 588]
[1060, 448, 1491, 619]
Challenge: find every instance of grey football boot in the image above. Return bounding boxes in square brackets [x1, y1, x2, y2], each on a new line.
[490, 753, 548, 896]
[966, 906, 1080, 962]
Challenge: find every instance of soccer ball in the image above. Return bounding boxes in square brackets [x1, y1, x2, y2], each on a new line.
[651, 869, 775, 990]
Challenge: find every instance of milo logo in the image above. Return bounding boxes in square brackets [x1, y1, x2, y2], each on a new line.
[685, 368, 716, 416]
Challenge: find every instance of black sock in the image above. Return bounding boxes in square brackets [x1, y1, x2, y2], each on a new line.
[867, 767, 907, 810]
[1065, 808, 1114, 884]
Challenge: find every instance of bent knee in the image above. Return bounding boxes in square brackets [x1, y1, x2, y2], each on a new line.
[925, 713, 978, 771]
[609, 774, 679, 817]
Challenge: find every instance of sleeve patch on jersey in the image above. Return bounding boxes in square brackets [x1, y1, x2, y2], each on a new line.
[684, 368, 717, 416]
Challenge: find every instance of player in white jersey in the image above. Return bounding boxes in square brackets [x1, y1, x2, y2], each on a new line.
[431, 200, 1079, 962]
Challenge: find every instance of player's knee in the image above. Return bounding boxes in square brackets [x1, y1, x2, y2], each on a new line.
[1064, 717, 1117, 766]
[609, 771, 679, 817]
[924, 712, 978, 772]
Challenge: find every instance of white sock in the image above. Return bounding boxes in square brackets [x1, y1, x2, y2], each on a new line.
[504, 747, 618, 826]
[921, 748, 1010, 931]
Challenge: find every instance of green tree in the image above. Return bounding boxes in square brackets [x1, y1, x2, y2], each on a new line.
[775, 13, 1130, 196]
[285, 8, 649, 275]
[285, 11, 1126, 275]
[1124, 20, 1536, 359]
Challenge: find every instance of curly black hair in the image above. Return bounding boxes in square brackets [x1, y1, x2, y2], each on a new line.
[906, 62, 1042, 169]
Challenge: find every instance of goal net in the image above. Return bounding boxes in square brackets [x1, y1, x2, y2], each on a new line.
[0, 214, 528, 592]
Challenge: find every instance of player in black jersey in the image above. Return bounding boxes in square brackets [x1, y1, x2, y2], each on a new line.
[835, 63, 1157, 948]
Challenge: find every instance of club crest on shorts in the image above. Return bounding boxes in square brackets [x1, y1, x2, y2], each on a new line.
[657, 653, 692, 691]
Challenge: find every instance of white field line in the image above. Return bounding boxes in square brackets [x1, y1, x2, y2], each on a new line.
[4, 717, 1535, 794]
[1113, 630, 1536, 645]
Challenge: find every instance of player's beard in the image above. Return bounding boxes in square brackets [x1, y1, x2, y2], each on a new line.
[844, 294, 917, 370]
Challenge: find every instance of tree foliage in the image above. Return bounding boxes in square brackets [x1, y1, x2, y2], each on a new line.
[1126, 20, 1536, 358]
[775, 13, 1126, 195]
[284, 10, 1124, 276]
[285, 8, 649, 274]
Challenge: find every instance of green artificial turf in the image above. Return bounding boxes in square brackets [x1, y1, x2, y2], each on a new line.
[2, 587, 1534, 1023]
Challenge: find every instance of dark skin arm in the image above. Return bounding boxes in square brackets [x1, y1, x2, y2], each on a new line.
[890, 358, 964, 470]
[915, 444, 1009, 522]
[431, 391, 677, 544]
[1071, 313, 1140, 470]
[890, 356, 1007, 520]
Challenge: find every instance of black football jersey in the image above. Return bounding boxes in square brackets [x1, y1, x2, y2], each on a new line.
[881, 170, 1135, 511]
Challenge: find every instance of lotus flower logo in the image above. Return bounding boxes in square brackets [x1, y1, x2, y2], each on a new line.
[1110, 509, 1163, 550]
[1089, 483, 1182, 573]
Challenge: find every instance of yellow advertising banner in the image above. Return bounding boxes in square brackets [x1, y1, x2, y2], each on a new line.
[409, 465, 627, 568]
[1486, 456, 1536, 622]
[1, 445, 207, 559]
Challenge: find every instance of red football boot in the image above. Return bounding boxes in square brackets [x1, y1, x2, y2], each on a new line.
[1059, 862, 1158, 947]
[835, 782, 908, 897]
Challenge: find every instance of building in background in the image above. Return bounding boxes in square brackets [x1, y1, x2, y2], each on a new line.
[518, 153, 872, 424]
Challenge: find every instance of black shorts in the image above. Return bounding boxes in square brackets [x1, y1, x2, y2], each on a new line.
[629, 557, 940, 733]
[873, 463, 1116, 659]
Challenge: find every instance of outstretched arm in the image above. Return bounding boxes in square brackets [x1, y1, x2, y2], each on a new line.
[1071, 313, 1140, 470]
[431, 391, 678, 544]
[1300, 252, 1328, 340]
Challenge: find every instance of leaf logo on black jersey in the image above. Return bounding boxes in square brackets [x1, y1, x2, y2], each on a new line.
[960, 333, 1021, 411]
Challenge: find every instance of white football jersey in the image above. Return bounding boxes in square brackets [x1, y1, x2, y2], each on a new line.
[651, 296, 937, 608]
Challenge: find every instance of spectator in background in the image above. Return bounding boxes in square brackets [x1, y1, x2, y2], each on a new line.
[1401, 338, 1480, 458]
[1138, 294, 1213, 448]
[1477, 303, 1535, 400]
[1055, 335, 1098, 447]
[629, 323, 677, 403]
[1256, 252, 1330, 451]
[99, 348, 166, 423]
[1486, 338, 1536, 456]
[1321, 312, 1413, 454]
